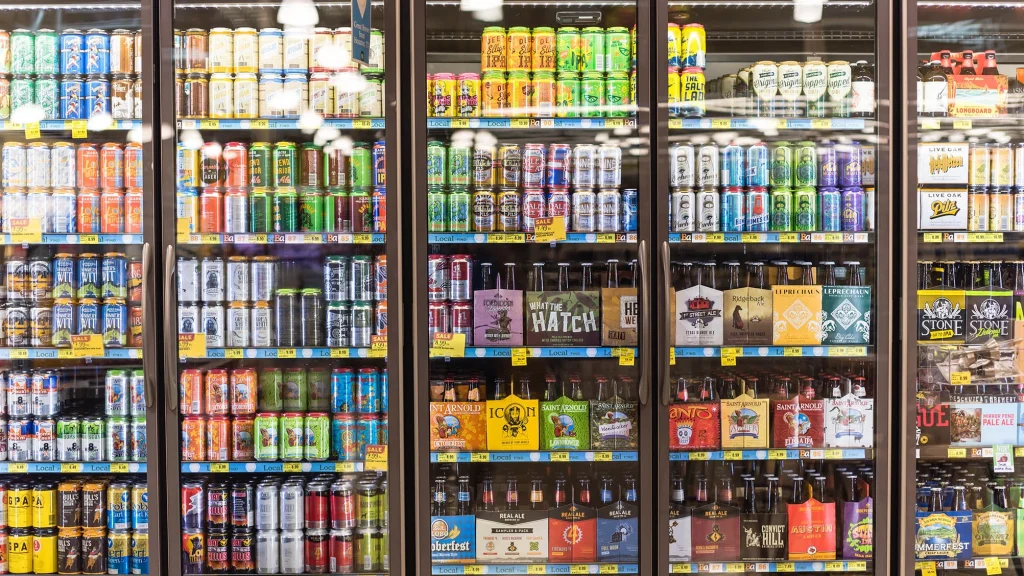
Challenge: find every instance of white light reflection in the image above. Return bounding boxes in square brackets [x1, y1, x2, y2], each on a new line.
[331, 136, 355, 156]
[314, 127, 341, 147]
[87, 113, 114, 132]
[11, 104, 43, 125]
[473, 8, 504, 22]
[127, 124, 152, 144]
[179, 129, 205, 150]
[793, 0, 824, 23]
[278, 0, 319, 28]
[333, 71, 368, 94]
[299, 110, 325, 133]
[461, 0, 502, 9]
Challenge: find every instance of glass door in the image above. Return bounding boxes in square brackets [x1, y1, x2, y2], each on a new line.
[655, 0, 891, 574]
[160, 2, 399, 575]
[903, 2, 1024, 575]
[412, 1, 652, 575]
[0, 2, 158, 575]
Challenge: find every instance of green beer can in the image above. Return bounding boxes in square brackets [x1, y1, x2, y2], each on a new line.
[580, 72, 605, 118]
[350, 142, 372, 188]
[299, 188, 324, 232]
[34, 30, 59, 75]
[280, 412, 305, 461]
[770, 142, 793, 188]
[308, 368, 330, 411]
[794, 186, 817, 232]
[249, 143, 272, 188]
[605, 72, 630, 117]
[794, 141, 818, 188]
[448, 145, 471, 187]
[283, 367, 308, 411]
[427, 189, 447, 232]
[36, 75, 59, 119]
[253, 412, 280, 460]
[272, 188, 298, 232]
[605, 27, 631, 73]
[272, 142, 297, 187]
[10, 30, 34, 76]
[555, 72, 579, 118]
[304, 413, 330, 461]
[249, 189, 271, 233]
[323, 188, 348, 232]
[259, 368, 283, 411]
[448, 188, 471, 232]
[555, 27, 580, 72]
[770, 188, 793, 232]
[11, 76, 34, 113]
[580, 27, 606, 72]
[426, 141, 447, 187]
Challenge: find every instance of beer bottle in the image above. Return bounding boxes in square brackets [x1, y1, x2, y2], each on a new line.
[624, 477, 638, 503]
[629, 259, 639, 288]
[918, 261, 933, 290]
[827, 376, 843, 399]
[851, 61, 875, 118]
[799, 261, 815, 285]
[704, 261, 718, 289]
[517, 375, 531, 399]
[742, 477, 758, 514]
[726, 261, 742, 290]
[699, 376, 718, 402]
[457, 476, 473, 515]
[675, 377, 690, 403]
[531, 262, 545, 291]
[927, 487, 943, 512]
[750, 261, 767, 289]
[530, 479, 545, 510]
[774, 376, 792, 400]
[432, 477, 448, 515]
[554, 477, 568, 507]
[820, 261, 837, 285]
[774, 261, 790, 285]
[570, 377, 585, 401]
[992, 260, 1006, 288]
[922, 60, 949, 117]
[721, 377, 738, 399]
[1014, 261, 1024, 293]
[581, 262, 594, 291]
[718, 474, 734, 505]
[543, 376, 559, 401]
[696, 475, 710, 504]
[766, 476, 782, 513]
[480, 262, 495, 291]
[503, 262, 517, 290]
[745, 376, 760, 398]
[960, 50, 977, 75]
[671, 475, 687, 506]
[606, 259, 620, 288]
[617, 376, 636, 401]
[814, 476, 830, 503]
[951, 486, 969, 511]
[801, 376, 817, 399]
[443, 378, 457, 402]
[983, 50, 999, 75]
[845, 261, 863, 286]
[595, 376, 610, 401]
[557, 262, 571, 291]
[506, 476, 519, 510]
[579, 478, 592, 504]
[940, 51, 955, 76]
[600, 477, 615, 505]
[480, 477, 496, 511]
[995, 485, 1009, 510]
[492, 377, 507, 401]
[791, 477, 807, 505]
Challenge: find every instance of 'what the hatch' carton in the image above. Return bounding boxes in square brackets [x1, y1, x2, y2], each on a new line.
[526, 291, 601, 347]
[476, 510, 548, 563]
[430, 402, 487, 451]
[431, 515, 475, 563]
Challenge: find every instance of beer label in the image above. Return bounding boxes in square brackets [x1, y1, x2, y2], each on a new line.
[777, 65, 803, 102]
[691, 502, 741, 561]
[676, 284, 724, 346]
[918, 189, 968, 230]
[803, 64, 828, 101]
[851, 80, 875, 114]
[741, 512, 787, 561]
[429, 402, 487, 451]
[787, 499, 836, 560]
[772, 286, 824, 346]
[751, 64, 778, 103]
[973, 505, 1014, 556]
[917, 288, 966, 343]
[668, 506, 693, 561]
[772, 395, 825, 449]
[827, 63, 852, 101]
[590, 397, 639, 449]
[541, 396, 591, 450]
[950, 402, 1017, 445]
[723, 287, 772, 345]
[824, 395, 874, 448]
[486, 394, 540, 451]
[477, 510, 548, 562]
[948, 74, 1009, 116]
[915, 511, 972, 560]
[549, 503, 597, 562]
[597, 501, 639, 562]
[922, 80, 949, 115]
[916, 390, 950, 446]
[821, 285, 872, 345]
[842, 497, 874, 559]
[525, 291, 601, 347]
[720, 393, 769, 449]
[966, 288, 1012, 343]
[669, 402, 721, 451]
[601, 287, 638, 346]
[473, 289, 524, 346]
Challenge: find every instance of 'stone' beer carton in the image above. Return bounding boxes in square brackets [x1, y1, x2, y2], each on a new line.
[787, 498, 836, 560]
[476, 510, 548, 562]
[918, 288, 967, 344]
[668, 403, 721, 451]
[525, 291, 601, 347]
[486, 393, 539, 451]
[601, 287, 638, 346]
[824, 395, 874, 448]
[430, 402, 487, 451]
[431, 515, 476, 563]
[473, 288, 524, 346]
[720, 393, 769, 449]
[966, 287, 1013, 344]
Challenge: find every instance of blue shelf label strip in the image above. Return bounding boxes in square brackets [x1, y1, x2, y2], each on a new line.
[430, 451, 638, 463]
[451, 347, 633, 359]
[181, 462, 365, 473]
[0, 348, 140, 360]
[426, 118, 638, 129]
[201, 348, 371, 359]
[178, 119, 384, 130]
[0, 462, 146, 473]
[668, 449, 869, 461]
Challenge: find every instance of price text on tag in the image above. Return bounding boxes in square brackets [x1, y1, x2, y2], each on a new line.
[533, 216, 567, 243]
[430, 333, 466, 358]
[364, 445, 387, 471]
[70, 334, 104, 358]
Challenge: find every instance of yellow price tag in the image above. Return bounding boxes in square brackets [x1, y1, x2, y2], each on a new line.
[364, 445, 388, 471]
[923, 232, 942, 243]
[199, 119, 220, 129]
[436, 453, 457, 463]
[595, 452, 612, 462]
[352, 119, 373, 129]
[779, 232, 798, 243]
[368, 335, 387, 358]
[330, 348, 350, 358]
[670, 348, 676, 366]
[948, 447, 967, 458]
[61, 463, 83, 473]
[335, 462, 357, 472]
[690, 451, 710, 460]
[811, 119, 831, 129]
[721, 347, 740, 367]
[283, 463, 302, 473]
[953, 119, 973, 130]
[769, 449, 788, 460]
[616, 348, 635, 366]
[9, 463, 27, 473]
[596, 233, 616, 243]
[451, 119, 469, 128]
[250, 120, 269, 129]
[354, 233, 373, 244]
[510, 118, 530, 128]
[724, 451, 742, 460]
[950, 371, 971, 385]
[783, 347, 802, 357]
[58, 349, 74, 359]
[277, 348, 296, 358]
[463, 565, 484, 575]
[79, 234, 98, 244]
[726, 563, 744, 573]
[24, 122, 40, 139]
[741, 233, 761, 243]
[921, 119, 941, 130]
[848, 562, 867, 571]
[70, 334, 104, 358]
[527, 566, 546, 575]
[430, 333, 466, 358]
[512, 347, 528, 366]
[711, 119, 731, 129]
[533, 216, 567, 242]
[985, 556, 1002, 575]
[550, 452, 569, 462]
[828, 346, 849, 357]
[600, 565, 618, 574]
[110, 463, 130, 473]
[707, 233, 725, 243]
[920, 562, 937, 576]
[570, 565, 589, 574]
[470, 452, 490, 462]
[824, 449, 843, 460]
[487, 233, 506, 243]
[9, 218, 42, 243]
[176, 217, 193, 237]
[668, 119, 683, 129]
[776, 562, 795, 572]
[824, 232, 843, 243]
[210, 463, 230, 473]
[70, 120, 88, 138]
[224, 348, 243, 359]
[776, 119, 789, 130]
[825, 562, 844, 572]
[9, 349, 28, 359]
[178, 333, 207, 358]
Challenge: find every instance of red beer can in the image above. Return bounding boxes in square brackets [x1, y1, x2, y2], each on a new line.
[232, 416, 254, 460]
[223, 142, 248, 188]
[129, 305, 143, 346]
[124, 142, 144, 188]
[305, 483, 329, 530]
[100, 143, 125, 189]
[230, 368, 257, 414]
[426, 254, 448, 302]
[77, 189, 101, 233]
[305, 529, 329, 573]
[99, 189, 125, 233]
[206, 484, 230, 531]
[451, 301, 472, 340]
[207, 415, 230, 461]
[205, 369, 229, 415]
[449, 254, 473, 300]
[330, 481, 355, 529]
[375, 301, 387, 337]
[125, 188, 143, 233]
[427, 301, 450, 337]
[77, 143, 100, 188]
[128, 259, 143, 303]
[200, 188, 223, 233]
[180, 369, 205, 415]
[330, 529, 354, 573]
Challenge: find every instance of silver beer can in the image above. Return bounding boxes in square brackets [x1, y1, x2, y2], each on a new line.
[256, 530, 280, 574]
[280, 482, 305, 530]
[671, 187, 696, 232]
[670, 143, 695, 188]
[226, 303, 249, 348]
[178, 303, 199, 335]
[226, 257, 250, 302]
[201, 257, 225, 302]
[279, 530, 304, 574]
[200, 303, 224, 347]
[251, 302, 273, 348]
[697, 143, 719, 189]
[256, 481, 280, 530]
[697, 190, 721, 232]
[177, 256, 200, 302]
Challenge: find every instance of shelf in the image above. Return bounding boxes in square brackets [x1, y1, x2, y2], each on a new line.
[920, 231, 1009, 244]
[178, 232, 384, 245]
[177, 118, 384, 131]
[182, 461, 368, 474]
[0, 234, 144, 246]
[430, 451, 638, 463]
[673, 346, 870, 358]
[0, 119, 141, 131]
[0, 1, 140, 9]
[918, 117, 1011, 130]
[668, 448, 872, 462]
[669, 232, 872, 244]
[428, 233, 636, 244]
[427, 118, 637, 130]
[668, 118, 867, 131]
[0, 462, 146, 474]
[433, 564, 638, 575]
[431, 347, 636, 359]
[916, 558, 1011, 571]
[916, 445, 1024, 461]
[183, 347, 382, 360]
[669, 561, 869, 573]
[0, 348, 142, 360]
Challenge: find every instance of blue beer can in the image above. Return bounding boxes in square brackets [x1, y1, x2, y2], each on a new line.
[355, 415, 379, 459]
[372, 140, 386, 187]
[746, 143, 769, 187]
[78, 253, 100, 298]
[53, 254, 77, 299]
[78, 298, 100, 334]
[356, 368, 379, 414]
[52, 189, 77, 233]
[85, 75, 110, 118]
[720, 187, 745, 231]
[84, 29, 110, 75]
[131, 532, 150, 575]
[60, 29, 85, 74]
[52, 299, 76, 347]
[621, 188, 638, 232]
[546, 144, 571, 188]
[838, 144, 862, 188]
[102, 298, 128, 347]
[720, 144, 745, 188]
[380, 369, 388, 413]
[818, 143, 838, 188]
[101, 252, 128, 299]
[819, 187, 842, 231]
[745, 187, 770, 232]
[331, 368, 355, 413]
[372, 187, 386, 233]
[841, 187, 866, 232]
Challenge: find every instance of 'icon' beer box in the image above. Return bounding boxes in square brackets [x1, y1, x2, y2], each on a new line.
[429, 402, 487, 452]
[772, 286, 823, 346]
[669, 403, 721, 451]
[720, 393, 769, 449]
[473, 288, 524, 347]
[821, 285, 872, 345]
[772, 395, 825, 449]
[601, 287, 638, 346]
[486, 394, 539, 451]
[430, 515, 475, 563]
[915, 510, 972, 560]
[540, 396, 590, 451]
[824, 395, 874, 448]
[597, 500, 639, 562]
[525, 291, 601, 347]
[549, 502, 597, 562]
[476, 509, 548, 563]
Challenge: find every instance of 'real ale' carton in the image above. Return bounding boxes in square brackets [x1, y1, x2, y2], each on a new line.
[691, 501, 741, 561]
[540, 394, 590, 451]
[549, 499, 597, 562]
[526, 291, 601, 347]
[476, 509, 548, 563]
[597, 498, 639, 562]
[473, 287, 523, 347]
[431, 515, 476, 563]
[430, 402, 487, 452]
[486, 393, 539, 451]
[720, 393, 769, 449]
[668, 500, 692, 562]
[601, 285, 638, 346]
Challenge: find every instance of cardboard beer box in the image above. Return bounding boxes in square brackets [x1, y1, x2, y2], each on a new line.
[948, 74, 1008, 117]
[668, 503, 692, 562]
[675, 281, 724, 346]
[821, 285, 872, 345]
[966, 287, 1013, 344]
[429, 402, 487, 452]
[918, 287, 967, 344]
[486, 394, 539, 451]
[476, 510, 548, 563]
[431, 515, 476, 563]
[597, 500, 639, 562]
[601, 287, 638, 346]
[691, 502, 740, 561]
[919, 188, 969, 230]
[772, 286, 824, 346]
[772, 395, 825, 449]
[949, 402, 1017, 446]
[549, 502, 597, 562]
[842, 496, 874, 560]
[720, 393, 769, 450]
[590, 395, 639, 450]
[525, 291, 601, 347]
[824, 395, 874, 448]
[915, 510, 973, 560]
[668, 402, 721, 451]
[787, 498, 836, 560]
[741, 508, 787, 561]
[918, 144, 969, 185]
[473, 288, 524, 347]
[916, 390, 951, 447]
[973, 504, 1014, 556]
[723, 283, 773, 346]
[540, 396, 590, 451]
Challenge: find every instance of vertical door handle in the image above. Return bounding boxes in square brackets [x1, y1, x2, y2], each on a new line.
[142, 242, 154, 409]
[660, 241, 672, 406]
[638, 240, 649, 406]
[164, 244, 178, 412]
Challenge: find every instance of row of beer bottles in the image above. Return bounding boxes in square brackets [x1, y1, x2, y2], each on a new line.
[431, 371, 636, 402]
[674, 364, 873, 403]
[918, 462, 1024, 511]
[670, 259, 866, 290]
[671, 461, 874, 509]
[479, 259, 638, 292]
[919, 259, 1024, 290]
[431, 470, 639, 515]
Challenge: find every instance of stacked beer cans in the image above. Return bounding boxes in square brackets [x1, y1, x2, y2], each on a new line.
[0, 28, 142, 120]
[964, 142, 1024, 231]
[174, 27, 385, 119]
[2, 141, 144, 235]
[177, 254, 386, 349]
[668, 140, 876, 233]
[426, 141, 636, 233]
[0, 478, 148, 574]
[2, 251, 143, 349]
[176, 140, 385, 235]
[180, 365, 387, 463]
[181, 474, 388, 574]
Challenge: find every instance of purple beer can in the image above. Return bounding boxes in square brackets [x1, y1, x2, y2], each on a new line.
[372, 187, 386, 233]
[838, 144, 862, 188]
[818, 143, 838, 188]
[841, 187, 866, 231]
[746, 143, 769, 187]
[721, 144, 745, 188]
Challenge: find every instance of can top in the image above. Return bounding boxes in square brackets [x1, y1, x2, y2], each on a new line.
[682, 23, 706, 30]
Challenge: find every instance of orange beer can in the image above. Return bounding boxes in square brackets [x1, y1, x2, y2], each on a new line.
[232, 416, 255, 460]
[99, 143, 124, 189]
[77, 189, 100, 233]
[180, 369, 204, 415]
[129, 305, 142, 347]
[532, 72, 556, 117]
[230, 368, 258, 415]
[99, 189, 125, 234]
[205, 369, 229, 415]
[199, 188, 223, 233]
[481, 71, 506, 117]
[206, 415, 230, 461]
[481, 26, 506, 72]
[181, 416, 206, 461]
[968, 189, 990, 231]
[125, 188, 143, 233]
[77, 144, 99, 189]
[532, 27, 556, 72]
[124, 142, 144, 188]
[506, 27, 532, 71]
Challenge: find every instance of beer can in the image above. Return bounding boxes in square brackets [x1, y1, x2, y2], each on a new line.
[57, 416, 81, 460]
[697, 143, 719, 189]
[81, 480, 105, 528]
[696, 189, 720, 231]
[721, 144, 745, 188]
[573, 144, 597, 188]
[8, 528, 31, 574]
[838, 144, 863, 188]
[721, 188, 745, 231]
[131, 530, 149, 574]
[841, 187, 866, 232]
[547, 144, 571, 188]
[992, 144, 1014, 188]
[597, 189, 621, 232]
[771, 188, 793, 231]
[820, 187, 842, 231]
[746, 188, 770, 232]
[968, 188, 990, 231]
[969, 143, 991, 188]
[81, 417, 104, 461]
[571, 190, 596, 232]
[990, 190, 1013, 231]
[257, 530, 280, 574]
[670, 188, 696, 232]
[58, 527, 82, 573]
[794, 187, 818, 231]
[670, 143, 695, 188]
[108, 530, 131, 574]
[680, 67, 706, 117]
[106, 417, 129, 461]
[1014, 192, 1024, 231]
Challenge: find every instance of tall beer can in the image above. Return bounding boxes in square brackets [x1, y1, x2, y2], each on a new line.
[990, 190, 1013, 231]
[670, 143, 695, 188]
[991, 144, 1013, 188]
[670, 187, 695, 232]
[968, 188, 990, 231]
[696, 143, 719, 189]
[696, 190, 720, 232]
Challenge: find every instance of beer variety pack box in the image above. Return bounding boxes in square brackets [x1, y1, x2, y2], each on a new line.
[668, 402, 721, 451]
[525, 291, 601, 347]
[473, 288, 523, 346]
[821, 285, 872, 345]
[918, 143, 969, 185]
[720, 393, 769, 449]
[772, 395, 825, 449]
[590, 395, 639, 449]
[429, 402, 487, 451]
[430, 515, 476, 563]
[549, 502, 596, 562]
[675, 282, 724, 346]
[918, 188, 969, 230]
[915, 510, 972, 560]
[601, 287, 638, 346]
[949, 402, 1017, 445]
[787, 499, 836, 560]
[918, 288, 967, 344]
[486, 393, 540, 451]
[597, 501, 639, 562]
[723, 284, 772, 345]
[476, 510, 548, 562]
[540, 396, 590, 451]
[824, 395, 874, 448]
[691, 502, 740, 561]
[772, 286, 824, 346]
[842, 496, 874, 559]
